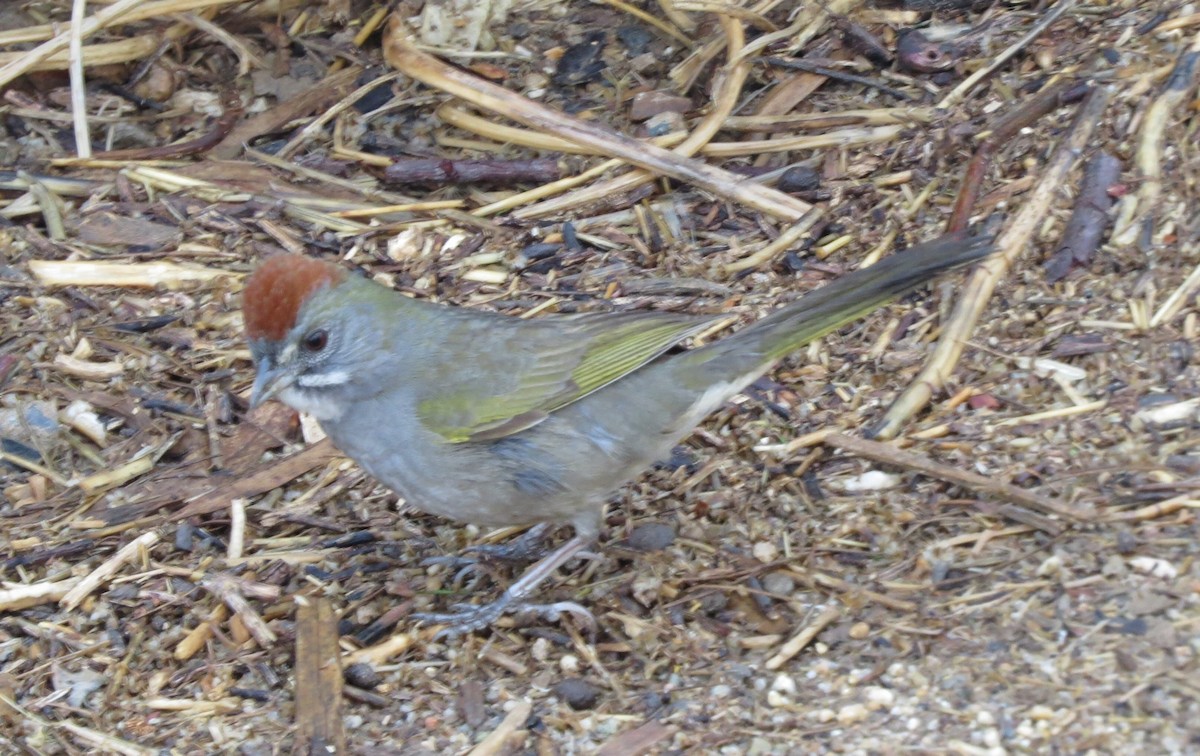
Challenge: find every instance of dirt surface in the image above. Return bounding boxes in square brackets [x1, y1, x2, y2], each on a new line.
[0, 1, 1198, 754]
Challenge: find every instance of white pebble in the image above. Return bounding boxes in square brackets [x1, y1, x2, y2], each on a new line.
[752, 541, 778, 562]
[530, 637, 550, 662]
[766, 690, 790, 708]
[837, 703, 869, 724]
[771, 674, 797, 695]
[559, 653, 579, 674]
[864, 686, 895, 709]
[711, 684, 732, 699]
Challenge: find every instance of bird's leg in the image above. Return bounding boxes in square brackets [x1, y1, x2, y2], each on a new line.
[463, 522, 552, 562]
[420, 522, 553, 590]
[413, 533, 595, 638]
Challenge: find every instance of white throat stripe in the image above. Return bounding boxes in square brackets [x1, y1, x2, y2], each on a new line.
[296, 370, 350, 388]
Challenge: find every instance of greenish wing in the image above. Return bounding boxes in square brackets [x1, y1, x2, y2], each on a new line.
[417, 311, 717, 443]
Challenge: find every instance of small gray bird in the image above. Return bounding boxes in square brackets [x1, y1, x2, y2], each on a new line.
[243, 233, 992, 635]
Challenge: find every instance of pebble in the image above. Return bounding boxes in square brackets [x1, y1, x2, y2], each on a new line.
[554, 678, 600, 710]
[752, 541, 778, 563]
[710, 684, 732, 699]
[837, 703, 869, 724]
[559, 654, 580, 675]
[629, 90, 692, 121]
[849, 622, 871, 640]
[766, 690, 789, 708]
[761, 571, 795, 596]
[643, 111, 684, 137]
[627, 522, 675, 551]
[770, 674, 797, 696]
[343, 663, 381, 689]
[864, 686, 895, 709]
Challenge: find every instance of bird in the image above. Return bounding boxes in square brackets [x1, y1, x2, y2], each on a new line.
[242, 232, 993, 636]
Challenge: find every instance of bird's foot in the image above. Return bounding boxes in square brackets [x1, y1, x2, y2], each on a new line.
[419, 523, 554, 589]
[413, 598, 595, 640]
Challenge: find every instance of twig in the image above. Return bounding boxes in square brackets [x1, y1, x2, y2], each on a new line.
[293, 597, 345, 755]
[0, 0, 145, 87]
[1044, 151, 1121, 282]
[0, 578, 81, 612]
[938, 0, 1078, 109]
[823, 433, 1080, 531]
[384, 158, 561, 186]
[201, 574, 277, 647]
[384, 14, 811, 222]
[764, 57, 911, 100]
[1105, 492, 1200, 522]
[765, 605, 841, 670]
[70, 91, 243, 160]
[873, 85, 1113, 439]
[466, 700, 532, 756]
[947, 78, 1086, 234]
[1112, 30, 1200, 246]
[60, 531, 160, 610]
[68, 0, 91, 158]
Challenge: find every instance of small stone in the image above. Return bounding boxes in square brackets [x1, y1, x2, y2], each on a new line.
[761, 571, 795, 596]
[627, 522, 675, 552]
[848, 622, 870, 640]
[837, 703, 869, 724]
[976, 710, 996, 726]
[746, 736, 773, 756]
[982, 727, 1001, 748]
[531, 637, 551, 662]
[554, 678, 600, 710]
[616, 25, 653, 55]
[643, 111, 684, 137]
[560, 653, 580, 675]
[1026, 704, 1055, 720]
[343, 663, 381, 689]
[864, 686, 895, 709]
[710, 684, 732, 699]
[752, 541, 778, 563]
[811, 708, 836, 723]
[629, 90, 692, 121]
[770, 674, 796, 695]
[777, 166, 820, 193]
[766, 690, 789, 708]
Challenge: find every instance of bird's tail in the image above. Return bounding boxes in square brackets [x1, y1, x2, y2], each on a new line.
[699, 233, 994, 370]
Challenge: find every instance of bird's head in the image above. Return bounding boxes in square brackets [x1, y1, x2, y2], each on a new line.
[242, 254, 383, 420]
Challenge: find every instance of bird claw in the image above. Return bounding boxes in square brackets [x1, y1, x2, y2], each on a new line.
[413, 599, 596, 640]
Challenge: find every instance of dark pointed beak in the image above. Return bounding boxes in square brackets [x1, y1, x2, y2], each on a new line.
[249, 364, 291, 409]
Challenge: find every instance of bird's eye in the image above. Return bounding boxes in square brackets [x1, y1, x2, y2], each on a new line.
[301, 328, 328, 353]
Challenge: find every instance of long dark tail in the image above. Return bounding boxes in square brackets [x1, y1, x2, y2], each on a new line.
[715, 233, 994, 364]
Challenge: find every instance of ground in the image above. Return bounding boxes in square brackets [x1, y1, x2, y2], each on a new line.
[0, 1, 1198, 754]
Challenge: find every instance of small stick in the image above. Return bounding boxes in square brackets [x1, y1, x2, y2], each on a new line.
[874, 85, 1113, 439]
[68, 0, 91, 158]
[1105, 493, 1200, 522]
[61, 531, 160, 610]
[947, 78, 1085, 234]
[764, 57, 911, 100]
[466, 700, 532, 756]
[0, 578, 81, 612]
[1044, 151, 1121, 282]
[765, 605, 840, 670]
[384, 158, 561, 186]
[1113, 30, 1200, 246]
[293, 597, 345, 755]
[0, 0, 144, 87]
[71, 91, 243, 161]
[823, 433, 1080, 530]
[201, 574, 276, 647]
[384, 15, 811, 222]
[938, 0, 1078, 109]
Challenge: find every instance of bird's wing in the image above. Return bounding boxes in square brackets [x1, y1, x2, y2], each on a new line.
[416, 310, 718, 443]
